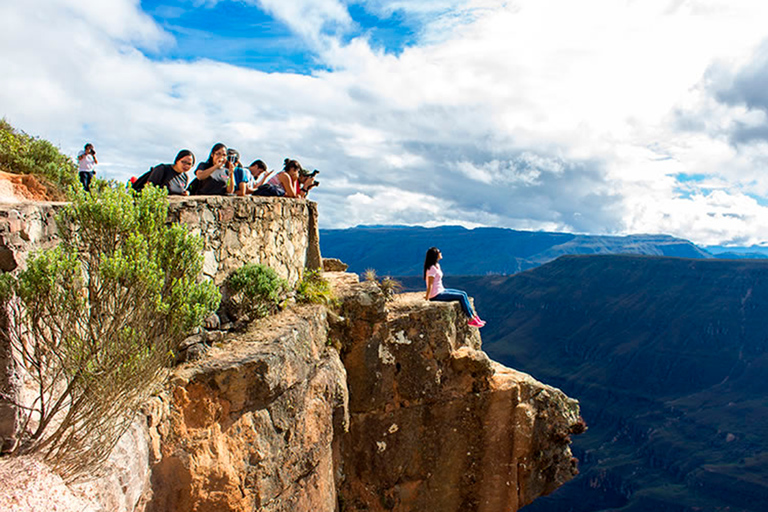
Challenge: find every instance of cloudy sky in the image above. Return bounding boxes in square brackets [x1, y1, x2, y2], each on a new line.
[3, 0, 768, 245]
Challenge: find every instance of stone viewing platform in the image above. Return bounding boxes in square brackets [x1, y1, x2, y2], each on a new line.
[0, 195, 321, 286]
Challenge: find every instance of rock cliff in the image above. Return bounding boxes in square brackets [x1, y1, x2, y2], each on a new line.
[0, 272, 582, 512]
[0, 198, 583, 512]
[331, 274, 582, 511]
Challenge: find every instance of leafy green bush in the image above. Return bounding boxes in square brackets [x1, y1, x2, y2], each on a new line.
[296, 270, 337, 306]
[0, 118, 78, 197]
[3, 182, 220, 479]
[227, 263, 290, 319]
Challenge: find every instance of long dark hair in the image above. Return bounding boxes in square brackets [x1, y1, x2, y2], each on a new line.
[204, 143, 226, 165]
[283, 158, 302, 173]
[174, 149, 195, 165]
[423, 247, 440, 279]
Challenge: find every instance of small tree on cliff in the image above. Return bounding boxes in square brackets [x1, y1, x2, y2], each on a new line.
[2, 182, 220, 479]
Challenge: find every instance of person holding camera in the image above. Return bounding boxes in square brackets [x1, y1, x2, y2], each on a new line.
[189, 143, 235, 195]
[77, 143, 98, 192]
[298, 168, 319, 198]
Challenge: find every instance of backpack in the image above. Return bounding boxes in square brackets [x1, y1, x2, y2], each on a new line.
[187, 178, 201, 195]
[131, 167, 153, 192]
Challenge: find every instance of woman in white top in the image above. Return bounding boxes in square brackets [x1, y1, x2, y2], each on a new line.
[424, 246, 485, 327]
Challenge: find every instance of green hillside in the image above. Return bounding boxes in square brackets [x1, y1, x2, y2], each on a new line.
[0, 118, 78, 198]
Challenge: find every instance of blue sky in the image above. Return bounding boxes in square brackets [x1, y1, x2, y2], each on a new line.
[140, 0, 419, 72]
[3, 0, 768, 246]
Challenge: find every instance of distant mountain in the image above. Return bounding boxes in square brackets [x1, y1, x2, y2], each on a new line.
[403, 255, 768, 512]
[705, 245, 768, 260]
[320, 225, 712, 276]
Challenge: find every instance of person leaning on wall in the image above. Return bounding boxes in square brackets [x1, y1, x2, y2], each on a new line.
[297, 168, 319, 198]
[235, 159, 272, 196]
[189, 143, 235, 195]
[253, 158, 302, 198]
[132, 150, 195, 195]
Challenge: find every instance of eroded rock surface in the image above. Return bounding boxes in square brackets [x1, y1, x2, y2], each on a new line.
[1, 272, 582, 512]
[329, 274, 582, 512]
[145, 305, 349, 512]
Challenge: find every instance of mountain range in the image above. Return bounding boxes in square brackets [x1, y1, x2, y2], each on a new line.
[320, 225, 763, 277]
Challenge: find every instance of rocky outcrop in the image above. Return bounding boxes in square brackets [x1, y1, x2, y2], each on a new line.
[0, 272, 582, 512]
[329, 274, 582, 511]
[145, 305, 348, 512]
[0, 198, 582, 512]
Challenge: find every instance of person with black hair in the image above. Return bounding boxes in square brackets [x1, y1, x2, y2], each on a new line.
[133, 150, 195, 195]
[235, 159, 272, 196]
[298, 168, 319, 198]
[254, 158, 301, 198]
[77, 143, 98, 191]
[189, 143, 235, 195]
[424, 247, 485, 327]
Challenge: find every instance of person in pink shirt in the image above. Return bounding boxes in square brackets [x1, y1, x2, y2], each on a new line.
[423, 247, 485, 327]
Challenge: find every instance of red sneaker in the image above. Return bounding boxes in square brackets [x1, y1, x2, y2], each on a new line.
[468, 317, 483, 327]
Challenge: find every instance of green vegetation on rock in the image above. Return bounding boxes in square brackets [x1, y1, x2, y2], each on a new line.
[226, 263, 290, 319]
[3, 182, 220, 479]
[296, 269, 337, 306]
[0, 118, 78, 197]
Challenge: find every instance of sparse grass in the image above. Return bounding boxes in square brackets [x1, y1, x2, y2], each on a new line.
[362, 268, 402, 302]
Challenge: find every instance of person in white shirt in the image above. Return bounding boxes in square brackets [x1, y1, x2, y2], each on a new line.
[77, 143, 98, 191]
[424, 246, 485, 327]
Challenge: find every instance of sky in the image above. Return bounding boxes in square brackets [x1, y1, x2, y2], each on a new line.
[2, 0, 768, 245]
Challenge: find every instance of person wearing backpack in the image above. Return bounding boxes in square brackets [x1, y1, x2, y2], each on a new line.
[132, 150, 194, 195]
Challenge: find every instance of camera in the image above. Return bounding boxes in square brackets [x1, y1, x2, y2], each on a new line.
[227, 154, 238, 164]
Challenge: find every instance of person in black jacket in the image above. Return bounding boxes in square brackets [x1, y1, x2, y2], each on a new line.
[190, 143, 235, 195]
[133, 150, 195, 195]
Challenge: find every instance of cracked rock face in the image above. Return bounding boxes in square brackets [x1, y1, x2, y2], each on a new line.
[145, 306, 349, 512]
[330, 277, 582, 512]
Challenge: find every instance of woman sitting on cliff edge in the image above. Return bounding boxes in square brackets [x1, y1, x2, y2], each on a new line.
[424, 247, 485, 327]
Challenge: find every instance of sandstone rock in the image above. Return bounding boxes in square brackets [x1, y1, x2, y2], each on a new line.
[323, 258, 348, 272]
[145, 306, 349, 512]
[328, 276, 582, 512]
[0, 457, 98, 512]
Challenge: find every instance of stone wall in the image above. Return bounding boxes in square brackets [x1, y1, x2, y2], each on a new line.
[0, 196, 322, 285]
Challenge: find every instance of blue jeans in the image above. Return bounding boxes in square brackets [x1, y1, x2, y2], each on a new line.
[79, 171, 94, 192]
[430, 289, 475, 318]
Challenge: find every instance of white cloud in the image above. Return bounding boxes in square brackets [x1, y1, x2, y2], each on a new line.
[3, 0, 768, 244]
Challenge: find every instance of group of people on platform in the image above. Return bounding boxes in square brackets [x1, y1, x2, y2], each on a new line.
[78, 143, 484, 328]
[132, 143, 319, 199]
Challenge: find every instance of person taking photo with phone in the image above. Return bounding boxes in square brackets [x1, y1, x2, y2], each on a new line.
[190, 143, 235, 195]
